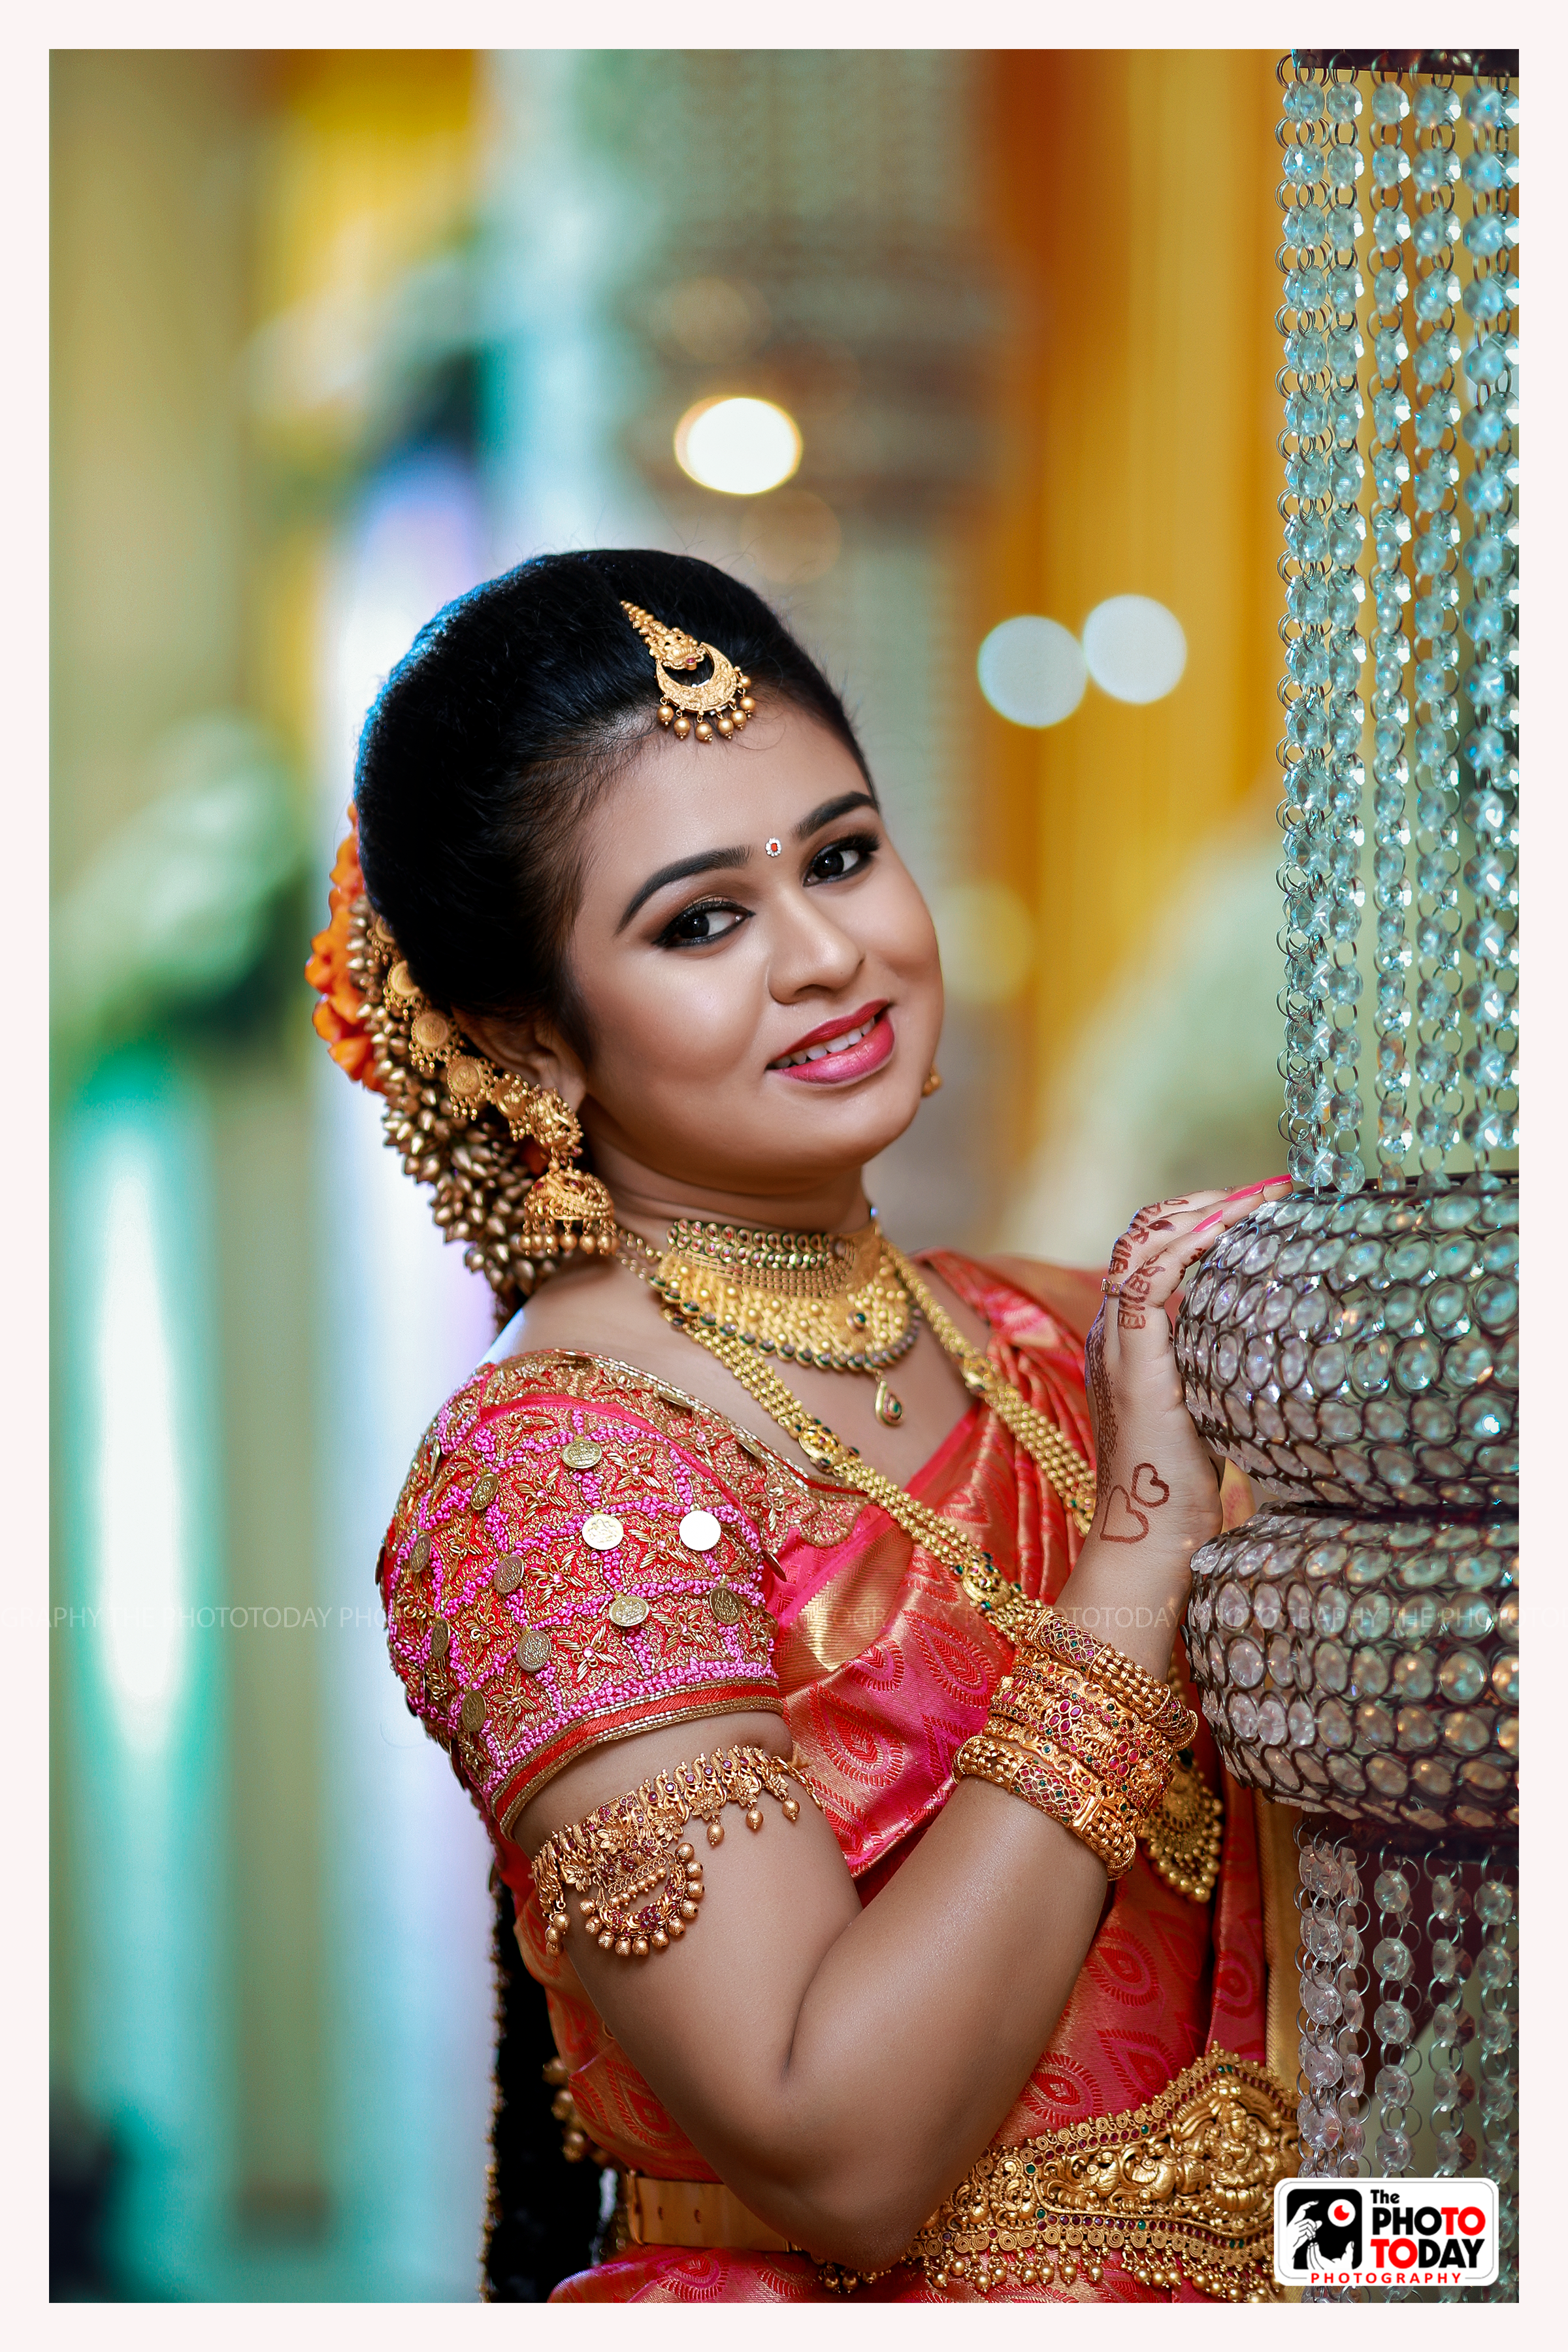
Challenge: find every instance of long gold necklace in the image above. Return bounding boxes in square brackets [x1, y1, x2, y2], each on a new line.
[615, 1222, 1098, 1646]
[615, 1225, 1217, 1903]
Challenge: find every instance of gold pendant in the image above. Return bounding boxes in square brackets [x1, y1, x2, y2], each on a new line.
[874, 1379, 904, 1426]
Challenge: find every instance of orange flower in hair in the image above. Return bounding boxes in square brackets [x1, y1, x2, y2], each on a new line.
[305, 806, 384, 1094]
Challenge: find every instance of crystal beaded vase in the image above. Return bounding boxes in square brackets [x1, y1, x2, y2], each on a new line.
[1177, 1176, 1516, 1516]
[1187, 1505, 1516, 1831]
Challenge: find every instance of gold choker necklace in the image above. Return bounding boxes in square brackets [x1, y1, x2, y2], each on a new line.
[618, 1216, 917, 1424]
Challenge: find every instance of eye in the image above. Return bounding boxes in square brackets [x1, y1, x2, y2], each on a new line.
[806, 831, 878, 885]
[659, 898, 749, 949]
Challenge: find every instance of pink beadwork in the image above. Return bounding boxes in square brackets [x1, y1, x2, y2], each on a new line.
[378, 1355, 792, 1831]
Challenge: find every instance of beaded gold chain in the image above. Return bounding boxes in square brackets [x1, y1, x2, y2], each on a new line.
[615, 1222, 1096, 1644]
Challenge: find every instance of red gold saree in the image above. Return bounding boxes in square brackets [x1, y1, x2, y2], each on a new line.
[378, 1254, 1296, 2304]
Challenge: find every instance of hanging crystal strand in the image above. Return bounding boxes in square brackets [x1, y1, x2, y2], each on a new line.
[1456, 72, 1519, 1186]
[1424, 1858, 1477, 2300]
[1360, 71, 1417, 1188]
[1298, 1823, 1369, 2304]
[1369, 1848, 1422, 2301]
[1474, 1870, 1518, 2298]
[1332, 1843, 1369, 2174]
[1295, 1821, 1350, 2178]
[1279, 69, 1335, 1194]
[1315, 66, 1369, 1195]
[1390, 73, 1465, 1188]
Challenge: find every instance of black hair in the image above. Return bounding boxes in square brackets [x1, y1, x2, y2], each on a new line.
[353, 548, 872, 1060]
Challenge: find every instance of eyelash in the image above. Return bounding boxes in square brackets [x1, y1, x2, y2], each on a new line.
[655, 831, 881, 950]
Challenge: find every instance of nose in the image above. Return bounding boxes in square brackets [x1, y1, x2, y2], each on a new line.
[765, 874, 865, 1002]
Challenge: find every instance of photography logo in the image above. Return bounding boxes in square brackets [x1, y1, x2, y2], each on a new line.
[1273, 2178, 1498, 2289]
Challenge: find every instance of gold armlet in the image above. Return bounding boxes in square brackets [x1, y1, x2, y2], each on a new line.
[534, 1744, 819, 1963]
[954, 1732, 1137, 1877]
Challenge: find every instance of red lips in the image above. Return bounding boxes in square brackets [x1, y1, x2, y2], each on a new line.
[768, 1002, 896, 1086]
[771, 999, 889, 1060]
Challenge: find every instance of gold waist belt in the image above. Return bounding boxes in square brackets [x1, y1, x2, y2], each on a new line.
[617, 2048, 1297, 2301]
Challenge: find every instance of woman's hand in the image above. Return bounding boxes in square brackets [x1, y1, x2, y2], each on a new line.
[1062, 1179, 1290, 1674]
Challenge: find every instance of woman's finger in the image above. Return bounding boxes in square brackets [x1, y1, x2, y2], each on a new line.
[1103, 1178, 1290, 1294]
[1115, 1181, 1292, 1322]
[1105, 1190, 1228, 1279]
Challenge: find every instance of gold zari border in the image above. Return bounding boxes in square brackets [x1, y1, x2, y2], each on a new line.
[838, 2048, 1297, 2302]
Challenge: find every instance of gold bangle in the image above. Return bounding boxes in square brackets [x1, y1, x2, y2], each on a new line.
[533, 1744, 819, 1962]
[992, 1656, 1180, 1809]
[987, 1691, 1175, 1823]
[954, 1731, 1137, 1877]
[1019, 1609, 1197, 1747]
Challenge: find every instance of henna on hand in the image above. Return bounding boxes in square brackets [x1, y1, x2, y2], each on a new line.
[1097, 1462, 1170, 1545]
[1086, 1316, 1119, 1465]
[1117, 1263, 1153, 1332]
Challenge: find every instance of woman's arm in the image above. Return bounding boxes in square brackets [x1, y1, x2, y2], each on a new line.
[516, 1182, 1285, 2272]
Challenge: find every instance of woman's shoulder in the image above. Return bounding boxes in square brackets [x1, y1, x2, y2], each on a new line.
[376, 1350, 827, 1835]
[385, 1347, 821, 1546]
[917, 1248, 1103, 1348]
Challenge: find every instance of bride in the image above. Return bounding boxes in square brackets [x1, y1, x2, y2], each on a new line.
[308, 548, 1296, 2304]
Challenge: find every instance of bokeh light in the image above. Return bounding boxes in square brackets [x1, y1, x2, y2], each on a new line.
[975, 615, 1086, 728]
[674, 396, 802, 495]
[930, 880, 1036, 1006]
[1081, 594, 1188, 704]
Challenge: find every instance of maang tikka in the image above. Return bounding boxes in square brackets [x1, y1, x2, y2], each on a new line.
[622, 601, 756, 742]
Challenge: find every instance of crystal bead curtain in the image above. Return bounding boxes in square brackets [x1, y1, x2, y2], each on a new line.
[1274, 57, 1516, 1195]
[1174, 51, 1518, 2306]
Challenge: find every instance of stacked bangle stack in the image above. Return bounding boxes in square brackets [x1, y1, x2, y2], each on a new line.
[954, 1608, 1198, 1878]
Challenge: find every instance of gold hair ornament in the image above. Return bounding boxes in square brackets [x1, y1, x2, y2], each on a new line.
[346, 898, 616, 1311]
[621, 601, 756, 742]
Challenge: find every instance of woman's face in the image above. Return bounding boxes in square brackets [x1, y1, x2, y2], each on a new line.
[559, 702, 943, 1201]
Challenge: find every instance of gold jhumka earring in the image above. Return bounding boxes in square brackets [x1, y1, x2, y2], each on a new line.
[348, 904, 616, 1304]
[621, 601, 757, 742]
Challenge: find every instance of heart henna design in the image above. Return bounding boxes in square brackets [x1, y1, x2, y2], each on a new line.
[1130, 1462, 1171, 1509]
[1100, 1484, 1151, 1543]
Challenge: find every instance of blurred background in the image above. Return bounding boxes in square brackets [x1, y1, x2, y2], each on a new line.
[50, 47, 1288, 2299]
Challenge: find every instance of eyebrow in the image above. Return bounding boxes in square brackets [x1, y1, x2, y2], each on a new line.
[794, 791, 879, 840]
[618, 844, 751, 930]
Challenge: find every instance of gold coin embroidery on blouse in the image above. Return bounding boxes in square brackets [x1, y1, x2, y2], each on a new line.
[710, 1587, 741, 1625]
[470, 1471, 500, 1510]
[735, 1433, 768, 1462]
[459, 1690, 487, 1735]
[678, 1510, 723, 1552]
[581, 1513, 624, 1551]
[607, 1592, 649, 1629]
[516, 1629, 553, 1673]
[411, 1533, 432, 1573]
[492, 1557, 525, 1596]
[561, 1438, 603, 1471]
[429, 1618, 451, 1661]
